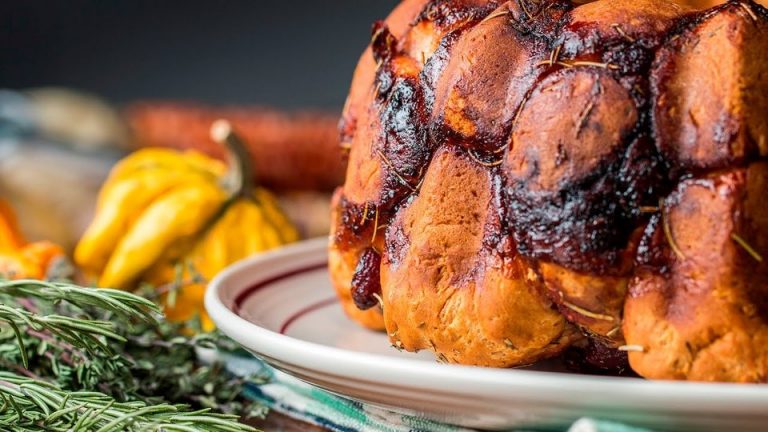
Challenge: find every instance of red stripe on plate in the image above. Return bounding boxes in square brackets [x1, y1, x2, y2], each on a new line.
[232, 261, 328, 314]
[279, 297, 338, 334]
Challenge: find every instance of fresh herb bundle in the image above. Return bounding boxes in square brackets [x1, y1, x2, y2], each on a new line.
[0, 278, 264, 431]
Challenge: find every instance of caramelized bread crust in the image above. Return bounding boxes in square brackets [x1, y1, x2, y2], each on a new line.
[382, 148, 580, 365]
[329, 0, 768, 381]
[624, 164, 768, 382]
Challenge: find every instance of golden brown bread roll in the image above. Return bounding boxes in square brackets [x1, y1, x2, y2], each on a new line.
[624, 164, 768, 382]
[382, 147, 580, 365]
[330, 0, 768, 381]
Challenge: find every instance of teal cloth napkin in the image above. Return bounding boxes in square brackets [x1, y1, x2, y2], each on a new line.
[220, 352, 653, 432]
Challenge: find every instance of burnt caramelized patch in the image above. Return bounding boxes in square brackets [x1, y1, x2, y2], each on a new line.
[371, 21, 398, 66]
[333, 197, 376, 250]
[559, 0, 691, 57]
[417, 0, 502, 29]
[377, 68, 430, 203]
[506, 68, 642, 272]
[564, 339, 635, 376]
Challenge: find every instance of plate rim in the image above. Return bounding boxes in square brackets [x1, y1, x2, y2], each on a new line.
[205, 237, 768, 413]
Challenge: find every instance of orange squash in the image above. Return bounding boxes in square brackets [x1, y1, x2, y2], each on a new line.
[0, 199, 24, 252]
[0, 199, 63, 279]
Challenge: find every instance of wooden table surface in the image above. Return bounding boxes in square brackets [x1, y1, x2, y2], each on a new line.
[246, 411, 327, 432]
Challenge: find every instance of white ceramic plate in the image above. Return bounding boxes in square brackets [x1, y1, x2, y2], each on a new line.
[206, 238, 768, 431]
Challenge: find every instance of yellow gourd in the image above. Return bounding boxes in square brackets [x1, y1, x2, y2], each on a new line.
[75, 120, 299, 329]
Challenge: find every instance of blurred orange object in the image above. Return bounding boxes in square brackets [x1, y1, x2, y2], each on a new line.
[0, 199, 64, 279]
[126, 103, 345, 191]
[0, 200, 25, 252]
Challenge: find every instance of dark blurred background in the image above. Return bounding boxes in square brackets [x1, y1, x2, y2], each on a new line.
[0, 1, 401, 248]
[0, 0, 398, 109]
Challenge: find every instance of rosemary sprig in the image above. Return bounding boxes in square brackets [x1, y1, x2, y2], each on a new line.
[0, 371, 254, 432]
[0, 279, 161, 369]
[0, 279, 159, 322]
[0, 304, 124, 368]
[0, 278, 264, 430]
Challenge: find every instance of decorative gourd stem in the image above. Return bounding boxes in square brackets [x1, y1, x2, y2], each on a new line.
[210, 119, 255, 200]
[209, 119, 289, 243]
